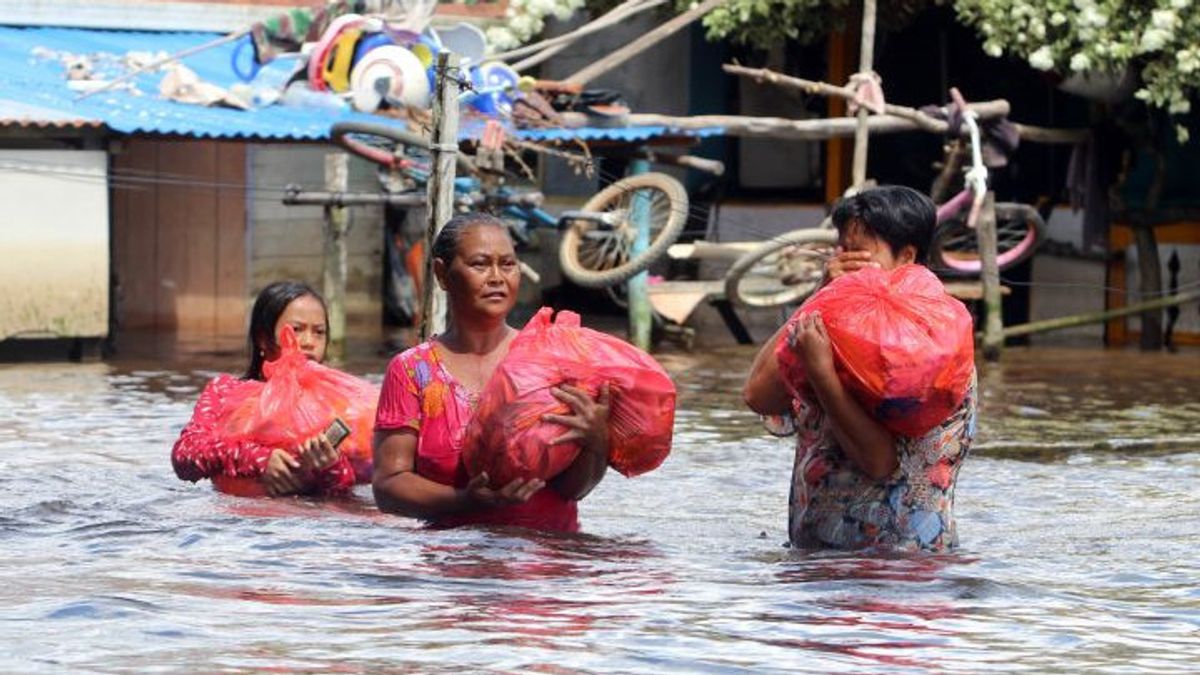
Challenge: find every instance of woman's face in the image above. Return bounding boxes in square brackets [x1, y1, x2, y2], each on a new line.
[839, 220, 915, 271]
[272, 294, 328, 362]
[437, 224, 520, 322]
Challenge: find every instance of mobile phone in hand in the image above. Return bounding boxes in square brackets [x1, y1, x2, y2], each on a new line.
[323, 417, 351, 449]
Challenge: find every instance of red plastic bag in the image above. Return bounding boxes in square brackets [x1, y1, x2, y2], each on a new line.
[462, 307, 676, 487]
[217, 325, 378, 465]
[776, 265, 974, 437]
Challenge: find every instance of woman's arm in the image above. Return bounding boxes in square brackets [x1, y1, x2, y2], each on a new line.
[545, 384, 611, 501]
[743, 322, 794, 416]
[171, 376, 345, 497]
[372, 430, 543, 519]
[171, 376, 277, 482]
[796, 314, 897, 481]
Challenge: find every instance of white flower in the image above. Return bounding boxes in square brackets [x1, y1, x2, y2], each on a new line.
[1070, 53, 1092, 71]
[1175, 125, 1189, 144]
[984, 41, 1004, 58]
[1140, 27, 1171, 53]
[1151, 9, 1179, 32]
[1080, 7, 1108, 27]
[1028, 46, 1056, 71]
[1050, 12, 1067, 26]
[1171, 0, 1191, 9]
[1169, 97, 1191, 115]
[1178, 48, 1200, 74]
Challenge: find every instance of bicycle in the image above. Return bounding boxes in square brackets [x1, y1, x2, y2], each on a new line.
[329, 121, 689, 288]
[722, 88, 1046, 308]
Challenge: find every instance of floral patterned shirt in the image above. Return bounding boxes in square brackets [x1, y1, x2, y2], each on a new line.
[767, 373, 977, 552]
[375, 340, 579, 532]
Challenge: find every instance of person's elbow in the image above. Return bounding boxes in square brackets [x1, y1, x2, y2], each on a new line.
[857, 444, 899, 482]
[743, 377, 787, 416]
[372, 476, 415, 518]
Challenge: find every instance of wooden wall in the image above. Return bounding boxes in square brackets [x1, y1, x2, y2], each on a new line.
[246, 144, 385, 336]
[111, 138, 247, 338]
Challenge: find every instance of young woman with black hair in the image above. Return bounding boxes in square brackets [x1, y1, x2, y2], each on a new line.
[744, 185, 978, 551]
[171, 281, 357, 497]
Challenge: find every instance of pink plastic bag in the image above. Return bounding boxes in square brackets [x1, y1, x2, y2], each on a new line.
[217, 325, 378, 465]
[462, 307, 677, 487]
[776, 265, 974, 437]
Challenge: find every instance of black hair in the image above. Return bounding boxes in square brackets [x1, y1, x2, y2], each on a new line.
[432, 212, 511, 267]
[830, 185, 936, 264]
[244, 280, 328, 381]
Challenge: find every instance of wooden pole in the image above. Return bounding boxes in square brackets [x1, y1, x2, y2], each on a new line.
[420, 53, 461, 341]
[976, 192, 1004, 360]
[1001, 291, 1200, 339]
[506, 0, 669, 71]
[627, 158, 653, 350]
[624, 106, 1010, 140]
[850, 0, 877, 188]
[566, 0, 727, 85]
[322, 152, 350, 358]
[724, 64, 1089, 144]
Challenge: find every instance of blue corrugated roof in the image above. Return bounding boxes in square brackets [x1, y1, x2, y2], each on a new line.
[0, 25, 724, 143]
[0, 25, 387, 139]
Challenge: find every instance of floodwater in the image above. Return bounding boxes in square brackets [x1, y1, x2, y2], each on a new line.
[1, 345, 1198, 672]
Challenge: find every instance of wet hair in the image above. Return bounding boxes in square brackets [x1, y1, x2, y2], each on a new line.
[244, 280, 328, 381]
[432, 212, 511, 267]
[830, 185, 936, 264]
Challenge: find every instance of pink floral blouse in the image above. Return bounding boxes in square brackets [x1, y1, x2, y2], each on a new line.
[375, 340, 579, 532]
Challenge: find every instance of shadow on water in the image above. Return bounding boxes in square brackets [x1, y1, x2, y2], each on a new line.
[0, 343, 1197, 671]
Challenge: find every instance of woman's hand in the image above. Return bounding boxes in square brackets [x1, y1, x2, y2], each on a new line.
[544, 384, 612, 501]
[263, 449, 304, 496]
[544, 383, 611, 456]
[463, 472, 545, 508]
[826, 248, 879, 281]
[297, 433, 340, 472]
[794, 313, 836, 386]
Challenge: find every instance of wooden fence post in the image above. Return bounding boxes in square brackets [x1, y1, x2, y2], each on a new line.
[420, 52, 462, 341]
[322, 152, 349, 357]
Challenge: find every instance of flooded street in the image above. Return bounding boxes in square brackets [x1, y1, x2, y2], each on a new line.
[1, 345, 1198, 672]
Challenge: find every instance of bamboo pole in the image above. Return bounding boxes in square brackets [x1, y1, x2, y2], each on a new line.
[851, 0, 877, 188]
[504, 0, 669, 72]
[566, 0, 727, 85]
[976, 192, 1004, 360]
[627, 159, 653, 351]
[322, 153, 350, 357]
[75, 29, 249, 101]
[1000, 291, 1200, 339]
[625, 106, 1009, 140]
[724, 64, 1088, 144]
[420, 53, 462, 341]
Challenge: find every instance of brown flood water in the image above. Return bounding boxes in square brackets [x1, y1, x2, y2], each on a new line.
[0, 342, 1197, 672]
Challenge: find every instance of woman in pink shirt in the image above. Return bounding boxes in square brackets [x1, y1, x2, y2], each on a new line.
[171, 281, 356, 497]
[372, 213, 611, 532]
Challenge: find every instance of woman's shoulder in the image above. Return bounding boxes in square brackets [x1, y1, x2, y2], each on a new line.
[389, 340, 439, 368]
[382, 340, 443, 388]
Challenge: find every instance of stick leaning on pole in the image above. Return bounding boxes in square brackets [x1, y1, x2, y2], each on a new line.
[565, 0, 728, 85]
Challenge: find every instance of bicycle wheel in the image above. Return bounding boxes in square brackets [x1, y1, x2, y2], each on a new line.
[558, 172, 688, 289]
[930, 202, 1047, 276]
[723, 226, 838, 308]
[329, 121, 476, 173]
